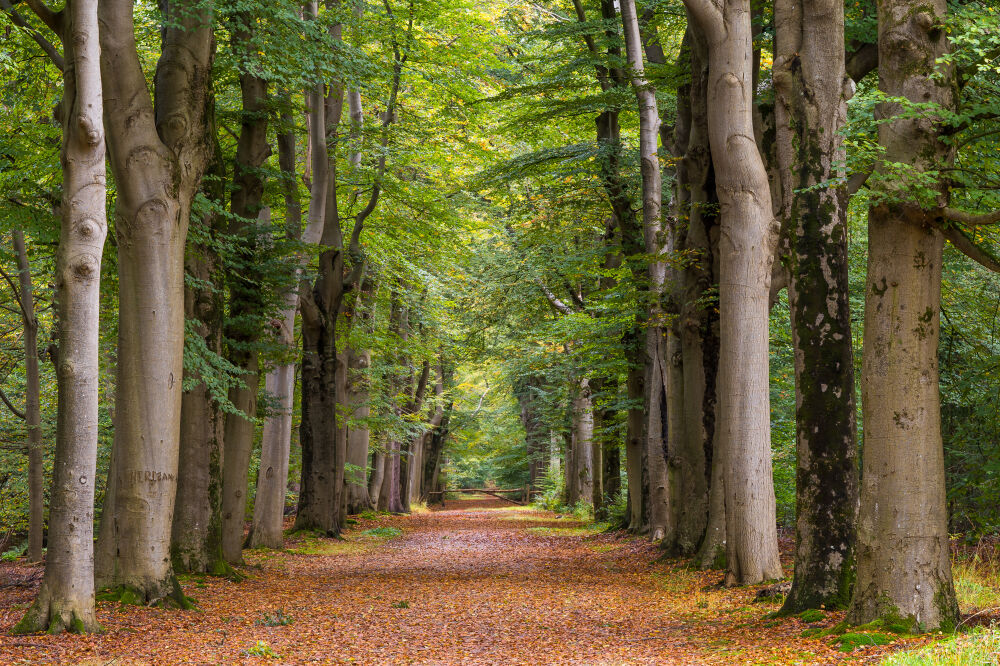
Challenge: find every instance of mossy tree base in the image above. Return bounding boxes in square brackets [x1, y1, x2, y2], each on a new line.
[13, 585, 101, 635]
[96, 578, 197, 610]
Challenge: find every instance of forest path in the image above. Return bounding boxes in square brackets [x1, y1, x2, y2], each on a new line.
[1, 498, 917, 664]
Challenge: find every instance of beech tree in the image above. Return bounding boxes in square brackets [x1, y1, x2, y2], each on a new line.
[772, 0, 859, 611]
[13, 0, 107, 633]
[682, 0, 783, 585]
[94, 0, 216, 604]
[849, 0, 960, 629]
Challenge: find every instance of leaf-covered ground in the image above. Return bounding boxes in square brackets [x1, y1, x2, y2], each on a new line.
[0, 499, 940, 664]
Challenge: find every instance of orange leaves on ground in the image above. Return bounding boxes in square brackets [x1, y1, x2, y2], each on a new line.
[0, 499, 923, 664]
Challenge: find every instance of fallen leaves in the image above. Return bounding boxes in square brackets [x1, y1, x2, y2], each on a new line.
[0, 499, 934, 664]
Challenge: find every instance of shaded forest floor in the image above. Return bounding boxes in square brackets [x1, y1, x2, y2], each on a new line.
[0, 498, 990, 664]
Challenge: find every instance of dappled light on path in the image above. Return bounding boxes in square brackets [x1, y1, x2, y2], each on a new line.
[1, 499, 926, 664]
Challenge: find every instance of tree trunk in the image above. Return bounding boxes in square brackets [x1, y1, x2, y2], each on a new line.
[219, 63, 271, 564]
[343, 347, 373, 513]
[171, 147, 227, 575]
[567, 378, 594, 505]
[11, 230, 44, 563]
[515, 374, 547, 494]
[248, 92, 326, 549]
[95, 0, 215, 604]
[621, 0, 672, 541]
[848, 0, 958, 629]
[683, 0, 783, 585]
[368, 448, 385, 504]
[669, 27, 720, 558]
[773, 0, 859, 613]
[15, 0, 106, 633]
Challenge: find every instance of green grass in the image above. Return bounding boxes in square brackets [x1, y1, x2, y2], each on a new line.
[879, 628, 1000, 664]
[835, 632, 893, 652]
[953, 551, 1000, 613]
[360, 526, 403, 539]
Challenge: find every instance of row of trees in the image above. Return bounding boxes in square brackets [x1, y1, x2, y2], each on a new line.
[1, 0, 998, 639]
[479, 0, 999, 634]
[1, 0, 490, 633]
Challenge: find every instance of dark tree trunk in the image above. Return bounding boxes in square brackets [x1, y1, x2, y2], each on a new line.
[773, 0, 858, 613]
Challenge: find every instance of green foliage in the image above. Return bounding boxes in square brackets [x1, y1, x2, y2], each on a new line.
[798, 609, 825, 623]
[879, 629, 1000, 665]
[1, 540, 27, 561]
[244, 641, 281, 659]
[391, 599, 410, 608]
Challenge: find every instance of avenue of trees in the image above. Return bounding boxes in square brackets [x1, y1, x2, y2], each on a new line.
[0, 0, 998, 638]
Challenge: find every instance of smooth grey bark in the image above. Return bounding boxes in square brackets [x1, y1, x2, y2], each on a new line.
[94, 0, 215, 604]
[773, 0, 859, 613]
[572, 0, 646, 532]
[683, 0, 783, 585]
[15, 0, 106, 632]
[171, 145, 227, 575]
[620, 0, 672, 541]
[848, 0, 959, 630]
[220, 63, 271, 564]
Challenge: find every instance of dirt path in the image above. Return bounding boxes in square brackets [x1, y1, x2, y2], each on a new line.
[0, 499, 920, 664]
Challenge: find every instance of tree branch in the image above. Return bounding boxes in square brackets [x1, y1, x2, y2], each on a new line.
[846, 42, 877, 83]
[22, 0, 61, 34]
[944, 207, 1000, 226]
[0, 386, 26, 420]
[538, 282, 574, 315]
[0, 0, 64, 71]
[936, 224, 1000, 273]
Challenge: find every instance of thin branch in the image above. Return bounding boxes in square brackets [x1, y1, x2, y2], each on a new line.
[22, 0, 61, 33]
[0, 0, 64, 71]
[0, 386, 26, 420]
[538, 282, 574, 315]
[0, 263, 28, 320]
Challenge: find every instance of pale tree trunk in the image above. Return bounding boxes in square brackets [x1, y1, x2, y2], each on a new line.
[220, 63, 271, 564]
[620, 0, 671, 541]
[15, 0, 105, 632]
[248, 91, 327, 548]
[848, 0, 958, 629]
[171, 146, 227, 575]
[572, 0, 644, 531]
[773, 0, 858, 612]
[95, 0, 215, 604]
[697, 443, 727, 569]
[10, 230, 44, 563]
[567, 378, 594, 505]
[399, 360, 430, 513]
[343, 347, 373, 513]
[549, 431, 561, 479]
[368, 448, 385, 504]
[683, 0, 783, 585]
